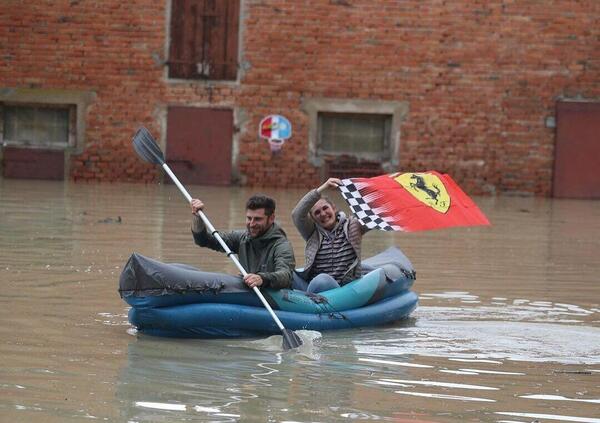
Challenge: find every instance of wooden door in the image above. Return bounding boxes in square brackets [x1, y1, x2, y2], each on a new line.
[168, 0, 239, 80]
[553, 101, 600, 198]
[166, 107, 233, 185]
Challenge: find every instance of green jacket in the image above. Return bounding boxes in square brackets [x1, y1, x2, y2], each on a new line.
[192, 218, 295, 290]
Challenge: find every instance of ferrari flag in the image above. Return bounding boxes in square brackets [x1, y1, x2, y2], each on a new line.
[339, 171, 490, 232]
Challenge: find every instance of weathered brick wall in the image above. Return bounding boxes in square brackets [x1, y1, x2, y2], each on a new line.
[1, 0, 598, 195]
[1, 1, 166, 183]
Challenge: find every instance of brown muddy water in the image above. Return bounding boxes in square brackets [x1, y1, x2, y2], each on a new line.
[1, 179, 599, 423]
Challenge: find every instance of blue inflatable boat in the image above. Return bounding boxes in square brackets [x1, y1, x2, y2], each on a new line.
[119, 246, 418, 338]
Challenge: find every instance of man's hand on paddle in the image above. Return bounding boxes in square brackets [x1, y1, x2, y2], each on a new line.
[191, 199, 204, 214]
[191, 197, 264, 289]
[244, 273, 263, 289]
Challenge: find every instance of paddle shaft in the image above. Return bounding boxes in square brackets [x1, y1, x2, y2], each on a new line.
[161, 164, 287, 332]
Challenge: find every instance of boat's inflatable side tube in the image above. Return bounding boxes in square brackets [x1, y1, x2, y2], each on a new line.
[264, 269, 384, 313]
[119, 247, 416, 314]
[129, 291, 419, 338]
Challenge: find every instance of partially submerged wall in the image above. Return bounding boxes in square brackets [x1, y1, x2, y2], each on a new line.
[1, 1, 598, 195]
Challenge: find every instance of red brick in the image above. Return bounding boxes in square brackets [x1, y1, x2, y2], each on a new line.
[1, 1, 598, 195]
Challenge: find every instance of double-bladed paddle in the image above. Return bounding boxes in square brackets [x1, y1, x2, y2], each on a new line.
[132, 126, 302, 351]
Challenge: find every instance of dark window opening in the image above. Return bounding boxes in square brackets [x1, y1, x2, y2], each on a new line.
[168, 0, 240, 80]
[1, 104, 74, 149]
[317, 112, 391, 158]
[317, 112, 392, 179]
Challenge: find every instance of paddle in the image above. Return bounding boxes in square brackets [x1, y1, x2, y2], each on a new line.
[132, 127, 303, 351]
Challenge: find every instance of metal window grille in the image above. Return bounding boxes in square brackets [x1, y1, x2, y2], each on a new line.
[317, 112, 391, 158]
[2, 104, 72, 148]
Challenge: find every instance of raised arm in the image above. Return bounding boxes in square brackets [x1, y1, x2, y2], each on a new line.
[191, 199, 242, 253]
[291, 178, 342, 240]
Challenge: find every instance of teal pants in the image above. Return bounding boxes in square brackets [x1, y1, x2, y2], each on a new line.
[292, 272, 340, 293]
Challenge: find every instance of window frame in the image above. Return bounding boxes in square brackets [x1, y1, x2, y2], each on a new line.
[317, 111, 393, 160]
[0, 88, 95, 154]
[303, 98, 409, 173]
[1, 102, 76, 150]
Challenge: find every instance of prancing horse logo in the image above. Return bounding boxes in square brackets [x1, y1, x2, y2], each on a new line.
[394, 172, 450, 213]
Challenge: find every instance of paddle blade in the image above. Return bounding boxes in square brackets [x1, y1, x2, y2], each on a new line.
[282, 328, 303, 350]
[132, 127, 165, 165]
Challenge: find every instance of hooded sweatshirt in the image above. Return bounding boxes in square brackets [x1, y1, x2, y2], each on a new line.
[192, 217, 295, 290]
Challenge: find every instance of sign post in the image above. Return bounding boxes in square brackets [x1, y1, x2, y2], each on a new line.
[259, 115, 292, 154]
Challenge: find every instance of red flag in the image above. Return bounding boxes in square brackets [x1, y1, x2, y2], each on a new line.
[339, 171, 490, 232]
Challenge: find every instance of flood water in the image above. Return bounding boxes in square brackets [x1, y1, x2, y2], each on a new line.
[1, 178, 599, 423]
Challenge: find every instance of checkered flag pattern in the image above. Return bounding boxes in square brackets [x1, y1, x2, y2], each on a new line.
[339, 179, 402, 231]
[337, 171, 491, 232]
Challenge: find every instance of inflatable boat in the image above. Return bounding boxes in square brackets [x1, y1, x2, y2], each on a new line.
[119, 246, 418, 338]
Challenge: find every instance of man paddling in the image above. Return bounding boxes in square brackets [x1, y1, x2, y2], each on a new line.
[191, 195, 296, 290]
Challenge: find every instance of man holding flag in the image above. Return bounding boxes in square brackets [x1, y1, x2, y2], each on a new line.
[291, 178, 370, 293]
[292, 171, 489, 293]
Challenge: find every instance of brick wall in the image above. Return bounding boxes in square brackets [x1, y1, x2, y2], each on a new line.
[1, 0, 598, 195]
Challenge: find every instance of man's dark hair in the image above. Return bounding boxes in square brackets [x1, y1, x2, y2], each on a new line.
[246, 194, 276, 216]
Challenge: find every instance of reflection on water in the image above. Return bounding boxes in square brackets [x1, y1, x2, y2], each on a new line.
[1, 179, 600, 422]
[247, 330, 324, 360]
[385, 294, 600, 364]
[495, 412, 600, 423]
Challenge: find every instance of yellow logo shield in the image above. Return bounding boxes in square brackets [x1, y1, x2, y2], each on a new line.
[394, 173, 451, 213]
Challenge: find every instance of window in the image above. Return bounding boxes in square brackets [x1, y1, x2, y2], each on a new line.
[318, 112, 391, 158]
[2, 104, 74, 149]
[303, 98, 409, 179]
[168, 0, 240, 80]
